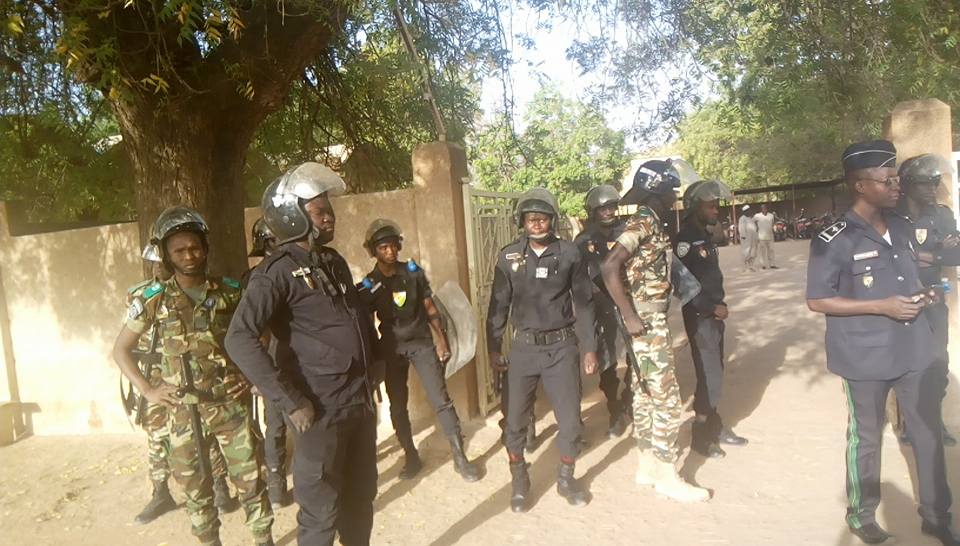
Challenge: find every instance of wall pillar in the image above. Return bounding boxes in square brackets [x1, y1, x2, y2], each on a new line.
[410, 142, 479, 419]
[884, 99, 958, 359]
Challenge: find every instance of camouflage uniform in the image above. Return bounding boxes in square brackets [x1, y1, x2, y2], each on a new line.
[615, 206, 681, 464]
[126, 276, 273, 545]
[127, 280, 230, 485]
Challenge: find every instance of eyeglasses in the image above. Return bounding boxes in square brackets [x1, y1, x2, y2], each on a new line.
[857, 176, 900, 188]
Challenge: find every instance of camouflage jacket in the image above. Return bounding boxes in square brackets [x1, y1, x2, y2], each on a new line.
[615, 206, 672, 305]
[126, 278, 161, 356]
[126, 275, 244, 401]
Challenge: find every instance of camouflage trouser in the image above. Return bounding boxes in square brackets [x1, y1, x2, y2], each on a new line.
[629, 311, 681, 464]
[168, 399, 273, 545]
[143, 400, 229, 484]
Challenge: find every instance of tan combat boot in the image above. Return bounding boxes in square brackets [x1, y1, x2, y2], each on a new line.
[650, 457, 710, 503]
[634, 449, 656, 487]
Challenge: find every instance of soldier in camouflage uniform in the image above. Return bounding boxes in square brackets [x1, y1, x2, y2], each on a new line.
[129, 243, 236, 524]
[601, 159, 710, 503]
[113, 207, 274, 546]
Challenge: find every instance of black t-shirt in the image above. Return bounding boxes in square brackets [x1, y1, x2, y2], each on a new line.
[367, 261, 433, 348]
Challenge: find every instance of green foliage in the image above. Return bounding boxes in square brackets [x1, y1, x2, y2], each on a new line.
[470, 87, 630, 216]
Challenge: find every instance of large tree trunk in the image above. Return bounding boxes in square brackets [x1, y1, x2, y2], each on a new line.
[56, 2, 352, 276]
[114, 97, 259, 277]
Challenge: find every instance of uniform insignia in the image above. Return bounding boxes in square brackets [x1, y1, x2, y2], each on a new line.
[853, 250, 879, 261]
[677, 242, 691, 258]
[222, 277, 241, 289]
[143, 282, 164, 299]
[698, 247, 709, 259]
[586, 241, 596, 253]
[916, 228, 928, 245]
[862, 274, 874, 288]
[535, 267, 549, 279]
[606, 241, 616, 251]
[511, 262, 520, 272]
[505, 253, 521, 260]
[818, 221, 847, 243]
[127, 298, 144, 320]
[393, 291, 407, 308]
[202, 297, 216, 310]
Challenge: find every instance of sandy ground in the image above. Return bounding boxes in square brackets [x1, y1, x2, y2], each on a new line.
[1, 239, 958, 546]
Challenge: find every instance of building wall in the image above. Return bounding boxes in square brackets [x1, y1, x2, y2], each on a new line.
[0, 145, 479, 437]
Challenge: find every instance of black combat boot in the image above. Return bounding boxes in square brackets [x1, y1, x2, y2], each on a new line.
[134, 480, 177, 524]
[509, 460, 530, 513]
[556, 462, 590, 506]
[213, 475, 238, 514]
[448, 435, 481, 482]
[607, 408, 629, 439]
[397, 432, 423, 480]
[267, 471, 292, 507]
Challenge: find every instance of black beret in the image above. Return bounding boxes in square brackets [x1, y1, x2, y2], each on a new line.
[842, 139, 897, 173]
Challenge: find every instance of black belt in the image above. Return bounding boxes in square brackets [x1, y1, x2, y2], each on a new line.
[514, 326, 576, 346]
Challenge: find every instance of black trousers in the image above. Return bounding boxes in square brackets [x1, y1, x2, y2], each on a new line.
[264, 398, 288, 484]
[506, 337, 582, 459]
[292, 413, 378, 546]
[596, 306, 633, 420]
[682, 308, 726, 445]
[842, 367, 951, 529]
[384, 343, 461, 447]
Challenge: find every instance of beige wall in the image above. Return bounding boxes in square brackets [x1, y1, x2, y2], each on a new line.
[0, 203, 143, 435]
[0, 144, 480, 437]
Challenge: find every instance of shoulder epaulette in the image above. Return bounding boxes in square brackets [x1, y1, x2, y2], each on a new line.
[818, 221, 847, 243]
[142, 282, 165, 299]
[126, 278, 153, 295]
[221, 276, 241, 290]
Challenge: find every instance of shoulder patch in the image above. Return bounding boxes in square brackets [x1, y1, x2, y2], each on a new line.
[677, 242, 691, 258]
[221, 276, 241, 289]
[127, 298, 145, 320]
[142, 282, 165, 299]
[818, 221, 847, 243]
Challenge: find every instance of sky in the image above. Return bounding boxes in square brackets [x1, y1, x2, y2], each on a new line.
[476, 5, 713, 154]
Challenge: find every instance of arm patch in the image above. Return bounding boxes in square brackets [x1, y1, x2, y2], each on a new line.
[818, 221, 847, 243]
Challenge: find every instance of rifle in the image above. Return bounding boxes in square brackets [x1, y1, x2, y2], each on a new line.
[175, 353, 211, 482]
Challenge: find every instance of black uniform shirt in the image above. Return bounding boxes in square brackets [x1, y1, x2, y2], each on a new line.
[675, 219, 725, 315]
[574, 220, 624, 309]
[896, 202, 960, 286]
[367, 261, 433, 350]
[225, 242, 374, 421]
[486, 236, 597, 355]
[806, 209, 939, 380]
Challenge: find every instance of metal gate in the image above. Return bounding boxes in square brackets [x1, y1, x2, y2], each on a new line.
[463, 187, 521, 415]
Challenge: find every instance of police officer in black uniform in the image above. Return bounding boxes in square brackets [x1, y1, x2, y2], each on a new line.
[243, 218, 293, 508]
[226, 163, 377, 546]
[487, 187, 598, 512]
[574, 184, 632, 438]
[896, 153, 958, 447]
[361, 218, 481, 482]
[806, 140, 956, 545]
[675, 180, 748, 459]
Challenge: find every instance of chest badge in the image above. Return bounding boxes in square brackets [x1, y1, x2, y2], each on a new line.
[862, 274, 874, 288]
[698, 247, 709, 259]
[511, 261, 520, 272]
[916, 228, 928, 245]
[392, 291, 407, 308]
[586, 241, 596, 254]
[535, 267, 549, 279]
[606, 241, 616, 251]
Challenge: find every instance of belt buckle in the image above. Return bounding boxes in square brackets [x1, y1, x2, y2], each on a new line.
[535, 333, 546, 345]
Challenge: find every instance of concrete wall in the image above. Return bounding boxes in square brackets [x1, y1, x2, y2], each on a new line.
[0, 143, 480, 438]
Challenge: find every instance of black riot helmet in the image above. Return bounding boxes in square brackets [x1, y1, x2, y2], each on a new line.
[261, 162, 347, 244]
[682, 179, 733, 216]
[622, 158, 699, 205]
[584, 184, 621, 214]
[514, 187, 561, 227]
[149, 206, 209, 264]
[363, 219, 403, 257]
[249, 217, 277, 258]
[899, 153, 951, 186]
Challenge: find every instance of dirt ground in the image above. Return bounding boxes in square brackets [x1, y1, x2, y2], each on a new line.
[1, 240, 958, 546]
